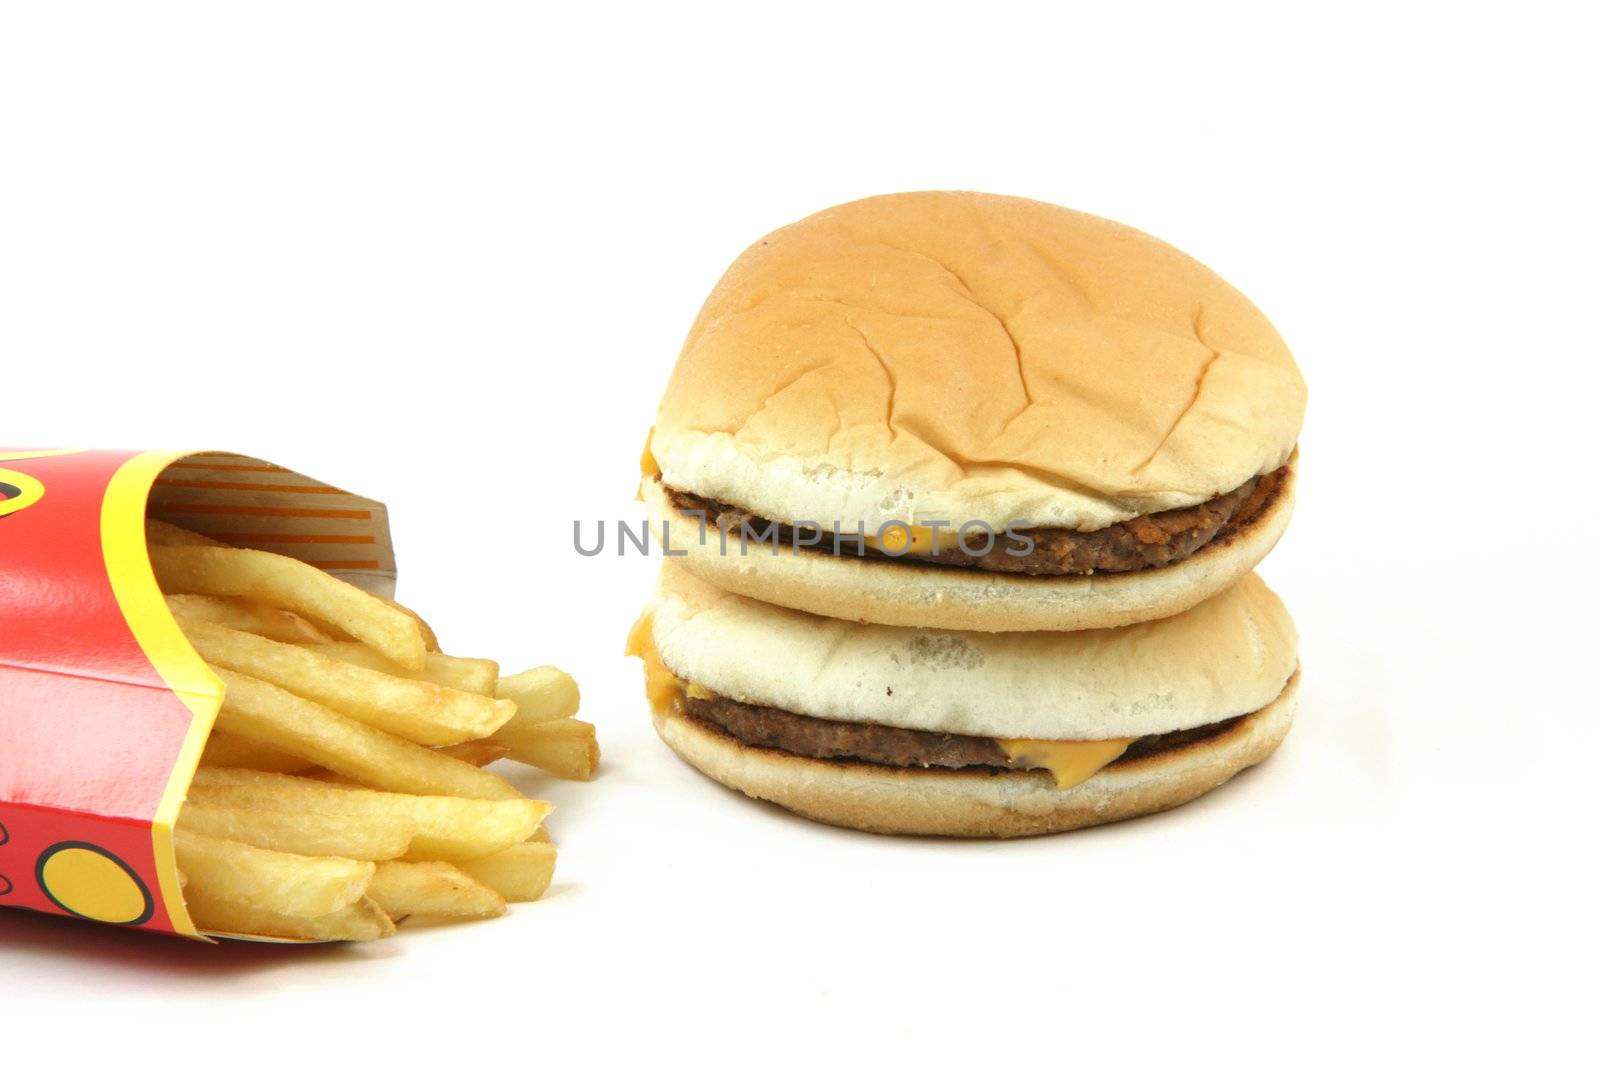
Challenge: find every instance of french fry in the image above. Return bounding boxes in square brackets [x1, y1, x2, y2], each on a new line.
[367, 862, 506, 921]
[199, 730, 312, 774]
[189, 768, 552, 862]
[499, 718, 599, 781]
[178, 802, 414, 861]
[457, 842, 556, 903]
[146, 519, 225, 548]
[213, 669, 522, 800]
[313, 642, 498, 695]
[180, 620, 515, 745]
[381, 597, 441, 652]
[436, 739, 512, 767]
[492, 667, 587, 765]
[496, 666, 580, 721]
[167, 593, 333, 645]
[152, 535, 585, 941]
[151, 545, 427, 669]
[174, 830, 374, 918]
[186, 886, 395, 942]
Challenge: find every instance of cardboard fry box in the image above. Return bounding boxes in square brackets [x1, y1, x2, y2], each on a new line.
[0, 448, 395, 939]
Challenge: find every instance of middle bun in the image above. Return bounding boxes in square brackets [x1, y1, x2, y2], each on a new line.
[650, 562, 1298, 741]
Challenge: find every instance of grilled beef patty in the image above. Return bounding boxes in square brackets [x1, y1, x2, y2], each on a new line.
[662, 464, 1286, 577]
[684, 693, 1248, 774]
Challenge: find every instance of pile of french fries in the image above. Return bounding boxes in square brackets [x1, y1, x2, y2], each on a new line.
[147, 519, 596, 942]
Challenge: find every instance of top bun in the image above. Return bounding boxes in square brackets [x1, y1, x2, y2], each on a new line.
[652, 191, 1305, 532]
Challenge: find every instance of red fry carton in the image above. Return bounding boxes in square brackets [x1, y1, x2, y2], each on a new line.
[0, 448, 395, 939]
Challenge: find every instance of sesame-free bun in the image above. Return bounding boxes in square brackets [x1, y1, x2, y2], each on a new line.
[650, 562, 1298, 741]
[654, 672, 1298, 838]
[651, 191, 1306, 535]
[642, 461, 1294, 632]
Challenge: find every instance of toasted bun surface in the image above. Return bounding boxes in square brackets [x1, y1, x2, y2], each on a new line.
[650, 563, 1297, 740]
[655, 672, 1298, 838]
[643, 460, 1293, 632]
[652, 191, 1305, 534]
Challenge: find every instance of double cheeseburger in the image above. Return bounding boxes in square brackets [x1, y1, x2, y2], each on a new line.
[633, 191, 1305, 836]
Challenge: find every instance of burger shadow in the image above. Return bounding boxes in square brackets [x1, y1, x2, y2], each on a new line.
[0, 904, 402, 976]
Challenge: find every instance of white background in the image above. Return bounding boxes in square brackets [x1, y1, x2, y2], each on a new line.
[1, 2, 1593, 1061]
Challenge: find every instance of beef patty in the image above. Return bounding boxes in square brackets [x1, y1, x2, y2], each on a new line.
[684, 692, 1247, 776]
[662, 464, 1286, 577]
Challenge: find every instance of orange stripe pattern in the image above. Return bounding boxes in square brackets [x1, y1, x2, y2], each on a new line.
[156, 504, 373, 519]
[154, 479, 347, 494]
[146, 452, 395, 588]
[166, 462, 290, 473]
[218, 533, 376, 545]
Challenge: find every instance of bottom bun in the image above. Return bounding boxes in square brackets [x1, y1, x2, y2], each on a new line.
[654, 671, 1299, 838]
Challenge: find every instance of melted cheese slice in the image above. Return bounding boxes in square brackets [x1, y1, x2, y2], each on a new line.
[625, 610, 681, 715]
[862, 523, 946, 556]
[637, 428, 661, 502]
[639, 427, 661, 479]
[997, 737, 1132, 789]
[626, 612, 716, 712]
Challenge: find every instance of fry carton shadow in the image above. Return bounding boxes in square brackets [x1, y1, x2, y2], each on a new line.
[0, 904, 403, 975]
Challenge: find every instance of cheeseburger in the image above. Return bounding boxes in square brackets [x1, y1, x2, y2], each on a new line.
[630, 564, 1298, 837]
[641, 191, 1305, 631]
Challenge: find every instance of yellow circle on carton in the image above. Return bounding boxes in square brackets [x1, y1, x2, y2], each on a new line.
[37, 844, 153, 925]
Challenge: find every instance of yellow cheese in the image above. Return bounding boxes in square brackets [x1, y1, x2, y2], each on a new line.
[862, 523, 945, 556]
[996, 737, 1132, 790]
[636, 428, 661, 502]
[625, 610, 681, 715]
[640, 427, 660, 479]
[625, 612, 716, 714]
